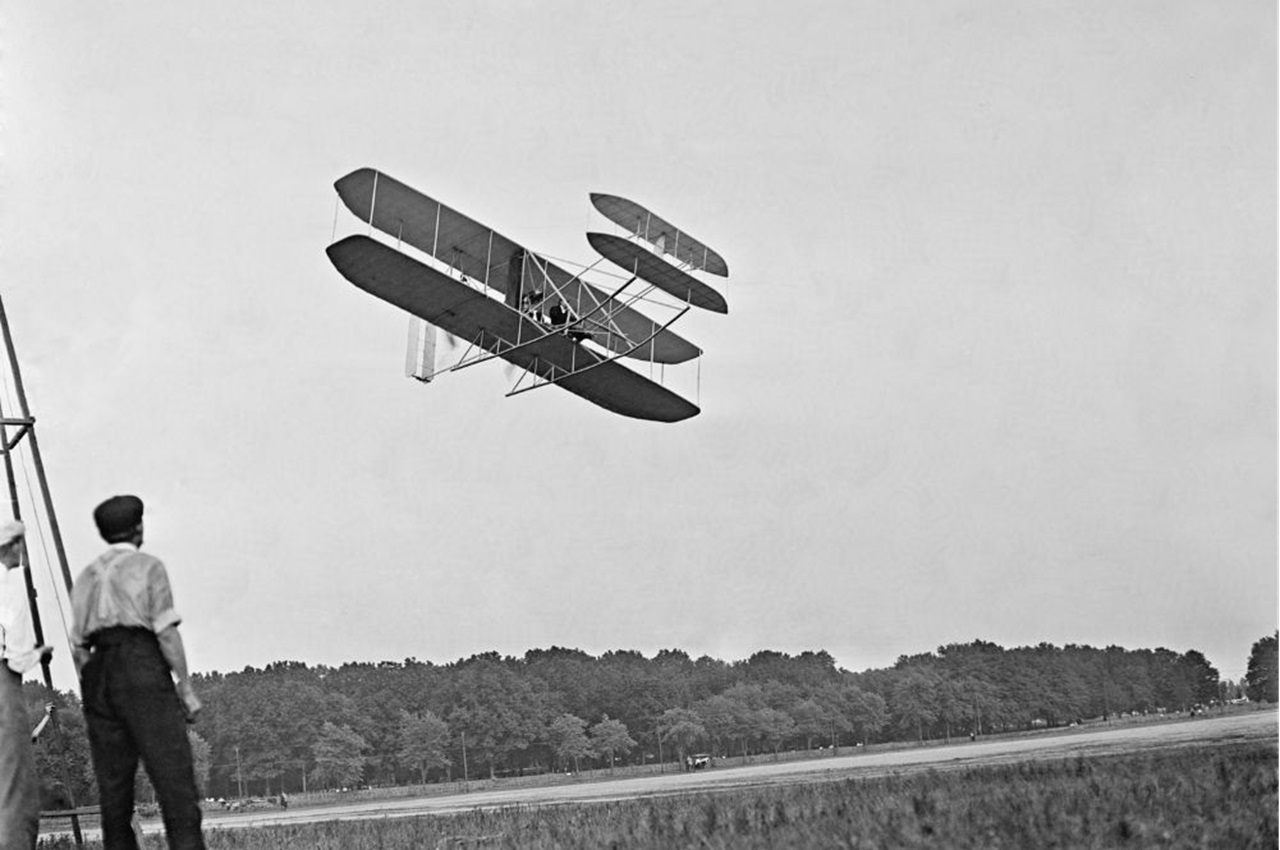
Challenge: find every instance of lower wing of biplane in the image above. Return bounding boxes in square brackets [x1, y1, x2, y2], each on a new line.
[327, 235, 700, 422]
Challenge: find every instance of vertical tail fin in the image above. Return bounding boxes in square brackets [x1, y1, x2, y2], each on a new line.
[405, 317, 438, 382]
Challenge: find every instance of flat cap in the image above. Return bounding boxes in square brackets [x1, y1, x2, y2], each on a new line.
[0, 519, 24, 547]
[94, 495, 144, 540]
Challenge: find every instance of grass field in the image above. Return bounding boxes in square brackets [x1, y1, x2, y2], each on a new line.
[39, 742, 1277, 849]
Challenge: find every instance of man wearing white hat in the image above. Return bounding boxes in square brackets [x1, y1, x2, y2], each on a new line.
[0, 520, 53, 850]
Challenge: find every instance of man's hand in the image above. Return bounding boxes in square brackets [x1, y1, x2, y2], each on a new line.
[35, 645, 53, 664]
[177, 680, 202, 723]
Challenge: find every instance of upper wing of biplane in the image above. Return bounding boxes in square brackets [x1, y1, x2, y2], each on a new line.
[587, 232, 728, 314]
[327, 235, 700, 423]
[590, 193, 729, 277]
[335, 168, 700, 365]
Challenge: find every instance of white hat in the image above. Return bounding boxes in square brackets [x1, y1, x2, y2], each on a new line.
[0, 520, 25, 547]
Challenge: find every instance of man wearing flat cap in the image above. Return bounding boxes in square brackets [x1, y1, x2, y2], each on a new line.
[70, 496, 205, 850]
[0, 520, 53, 850]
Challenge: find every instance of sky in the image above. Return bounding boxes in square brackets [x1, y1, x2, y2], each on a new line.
[0, 2, 1274, 693]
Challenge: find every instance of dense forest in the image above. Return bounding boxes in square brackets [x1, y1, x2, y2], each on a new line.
[23, 634, 1277, 805]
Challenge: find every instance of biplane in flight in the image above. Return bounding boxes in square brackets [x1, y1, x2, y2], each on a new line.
[325, 168, 729, 422]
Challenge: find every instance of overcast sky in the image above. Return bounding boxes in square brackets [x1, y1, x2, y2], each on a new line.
[0, 2, 1274, 692]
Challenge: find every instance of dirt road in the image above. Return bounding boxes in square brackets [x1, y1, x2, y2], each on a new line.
[185, 709, 1275, 834]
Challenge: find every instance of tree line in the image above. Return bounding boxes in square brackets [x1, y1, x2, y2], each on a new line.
[24, 634, 1278, 804]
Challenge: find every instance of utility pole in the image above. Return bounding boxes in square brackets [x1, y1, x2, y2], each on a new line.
[460, 731, 468, 783]
[235, 745, 244, 798]
[0, 292, 83, 845]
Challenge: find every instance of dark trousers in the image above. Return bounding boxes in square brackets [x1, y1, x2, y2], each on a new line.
[0, 667, 39, 850]
[81, 628, 204, 850]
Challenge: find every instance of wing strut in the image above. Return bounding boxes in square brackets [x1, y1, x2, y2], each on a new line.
[446, 271, 639, 375]
[506, 304, 692, 398]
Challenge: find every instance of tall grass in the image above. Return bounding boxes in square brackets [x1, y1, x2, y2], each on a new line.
[42, 742, 1277, 849]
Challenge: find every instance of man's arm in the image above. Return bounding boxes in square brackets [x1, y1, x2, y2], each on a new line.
[1, 602, 54, 675]
[146, 558, 200, 720]
[157, 624, 201, 721]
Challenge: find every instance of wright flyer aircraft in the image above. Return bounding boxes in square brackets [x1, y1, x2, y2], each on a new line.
[326, 168, 730, 422]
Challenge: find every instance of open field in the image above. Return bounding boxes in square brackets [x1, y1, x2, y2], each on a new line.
[39, 714, 1278, 849]
[36, 706, 1274, 849]
[188, 708, 1276, 832]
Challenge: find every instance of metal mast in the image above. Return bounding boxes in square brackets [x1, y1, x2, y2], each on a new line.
[0, 291, 84, 844]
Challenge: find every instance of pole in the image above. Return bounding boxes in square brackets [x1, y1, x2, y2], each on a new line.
[235, 746, 244, 798]
[0, 292, 83, 845]
[460, 731, 468, 783]
[0, 295, 73, 592]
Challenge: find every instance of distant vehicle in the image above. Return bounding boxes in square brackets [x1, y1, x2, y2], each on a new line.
[689, 754, 712, 770]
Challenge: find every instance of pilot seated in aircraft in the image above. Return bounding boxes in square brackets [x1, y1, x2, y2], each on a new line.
[548, 300, 591, 342]
[548, 300, 568, 327]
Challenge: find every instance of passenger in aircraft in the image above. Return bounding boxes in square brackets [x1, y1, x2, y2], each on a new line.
[524, 290, 546, 321]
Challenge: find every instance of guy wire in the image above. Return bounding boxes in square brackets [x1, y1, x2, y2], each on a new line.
[18, 444, 73, 646]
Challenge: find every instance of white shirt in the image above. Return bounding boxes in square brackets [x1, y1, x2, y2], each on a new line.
[69, 542, 181, 649]
[0, 567, 39, 675]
